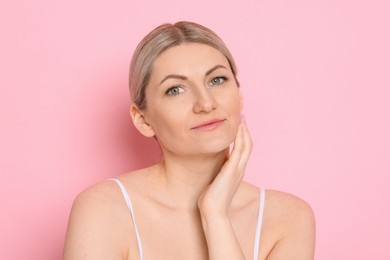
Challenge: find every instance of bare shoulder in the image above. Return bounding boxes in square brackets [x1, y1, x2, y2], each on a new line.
[237, 182, 315, 221]
[237, 182, 315, 225]
[63, 179, 132, 260]
[68, 179, 131, 224]
[69, 167, 151, 212]
[265, 189, 315, 222]
[73, 179, 124, 208]
[264, 190, 316, 260]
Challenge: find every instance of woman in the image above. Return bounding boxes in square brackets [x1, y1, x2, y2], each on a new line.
[63, 21, 315, 259]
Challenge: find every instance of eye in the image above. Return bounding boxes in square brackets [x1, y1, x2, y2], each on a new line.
[209, 76, 227, 86]
[166, 85, 185, 96]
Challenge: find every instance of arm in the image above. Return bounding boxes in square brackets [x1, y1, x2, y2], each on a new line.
[198, 118, 252, 259]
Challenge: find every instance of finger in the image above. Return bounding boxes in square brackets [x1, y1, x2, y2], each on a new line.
[218, 125, 243, 180]
[238, 117, 253, 168]
[227, 123, 244, 165]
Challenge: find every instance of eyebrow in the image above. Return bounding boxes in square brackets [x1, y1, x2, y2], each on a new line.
[159, 64, 228, 85]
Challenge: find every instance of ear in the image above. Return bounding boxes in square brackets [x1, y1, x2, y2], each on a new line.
[130, 105, 155, 137]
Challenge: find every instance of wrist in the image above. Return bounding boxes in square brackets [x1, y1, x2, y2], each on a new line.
[200, 212, 230, 230]
[199, 214, 246, 259]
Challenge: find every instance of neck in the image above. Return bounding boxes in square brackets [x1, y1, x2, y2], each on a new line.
[154, 149, 229, 211]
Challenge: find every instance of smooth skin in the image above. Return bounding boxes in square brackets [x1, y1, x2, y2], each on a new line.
[63, 43, 315, 259]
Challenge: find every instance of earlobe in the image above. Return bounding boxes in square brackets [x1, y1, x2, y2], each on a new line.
[130, 105, 155, 137]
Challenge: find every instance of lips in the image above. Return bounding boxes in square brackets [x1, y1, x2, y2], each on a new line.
[191, 119, 225, 130]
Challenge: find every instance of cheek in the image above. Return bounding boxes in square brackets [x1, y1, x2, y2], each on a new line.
[226, 94, 242, 116]
[146, 106, 184, 137]
[231, 97, 243, 130]
[221, 94, 242, 133]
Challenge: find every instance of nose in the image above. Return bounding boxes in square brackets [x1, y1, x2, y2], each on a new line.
[193, 88, 217, 113]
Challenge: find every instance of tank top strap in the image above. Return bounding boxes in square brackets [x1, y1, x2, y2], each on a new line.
[110, 178, 144, 260]
[111, 178, 264, 260]
[253, 188, 266, 260]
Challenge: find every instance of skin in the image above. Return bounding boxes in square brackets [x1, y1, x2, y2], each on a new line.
[63, 43, 316, 259]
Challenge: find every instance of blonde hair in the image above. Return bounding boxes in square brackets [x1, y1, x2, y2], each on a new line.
[129, 21, 239, 110]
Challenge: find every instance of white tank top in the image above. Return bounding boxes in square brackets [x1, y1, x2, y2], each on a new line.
[111, 178, 265, 260]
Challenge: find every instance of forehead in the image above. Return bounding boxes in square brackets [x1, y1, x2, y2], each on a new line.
[151, 43, 230, 79]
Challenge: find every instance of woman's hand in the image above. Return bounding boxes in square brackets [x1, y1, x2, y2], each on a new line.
[197, 117, 252, 259]
[198, 116, 253, 218]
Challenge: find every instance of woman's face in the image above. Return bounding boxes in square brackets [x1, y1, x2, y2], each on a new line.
[141, 43, 242, 156]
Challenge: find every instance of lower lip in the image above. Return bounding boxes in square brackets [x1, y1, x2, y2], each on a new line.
[191, 120, 225, 131]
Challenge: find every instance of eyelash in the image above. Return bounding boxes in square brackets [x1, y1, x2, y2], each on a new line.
[165, 76, 228, 96]
[165, 85, 184, 96]
[210, 76, 228, 86]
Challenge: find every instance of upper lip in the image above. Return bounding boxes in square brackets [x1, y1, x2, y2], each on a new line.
[191, 118, 225, 129]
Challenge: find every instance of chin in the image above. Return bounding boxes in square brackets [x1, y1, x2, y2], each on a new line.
[194, 136, 234, 155]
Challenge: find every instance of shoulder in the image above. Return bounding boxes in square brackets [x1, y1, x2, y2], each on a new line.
[236, 183, 315, 224]
[237, 183, 315, 259]
[73, 179, 123, 206]
[265, 189, 315, 222]
[63, 179, 131, 259]
[69, 179, 129, 222]
[72, 167, 151, 208]
[237, 182, 314, 220]
[264, 190, 316, 259]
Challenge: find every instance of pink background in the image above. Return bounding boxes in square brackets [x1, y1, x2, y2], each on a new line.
[1, 0, 389, 259]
